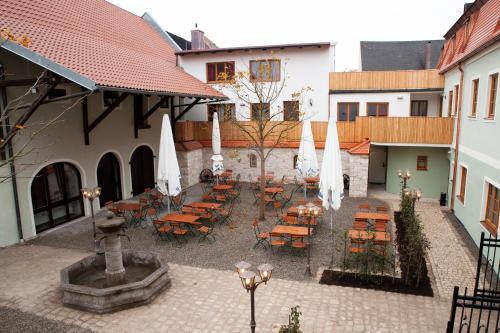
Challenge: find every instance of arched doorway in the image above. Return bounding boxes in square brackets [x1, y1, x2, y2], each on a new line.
[130, 145, 155, 196]
[97, 153, 122, 206]
[31, 162, 84, 233]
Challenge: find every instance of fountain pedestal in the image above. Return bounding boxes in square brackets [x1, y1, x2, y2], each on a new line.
[96, 215, 126, 286]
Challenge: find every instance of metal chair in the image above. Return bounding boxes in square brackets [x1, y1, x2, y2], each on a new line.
[252, 219, 270, 250]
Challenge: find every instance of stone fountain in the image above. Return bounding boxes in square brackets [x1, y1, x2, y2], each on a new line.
[60, 212, 170, 313]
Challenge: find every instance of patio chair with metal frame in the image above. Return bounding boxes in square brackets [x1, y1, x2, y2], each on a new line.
[197, 224, 216, 244]
[269, 232, 287, 254]
[219, 200, 236, 227]
[152, 220, 172, 242]
[291, 235, 307, 254]
[252, 219, 270, 250]
[171, 222, 189, 246]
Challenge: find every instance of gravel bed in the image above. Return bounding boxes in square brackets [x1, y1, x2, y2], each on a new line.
[31, 183, 390, 281]
[0, 306, 93, 333]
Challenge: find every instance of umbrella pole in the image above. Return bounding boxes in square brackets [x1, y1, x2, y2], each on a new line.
[329, 210, 335, 269]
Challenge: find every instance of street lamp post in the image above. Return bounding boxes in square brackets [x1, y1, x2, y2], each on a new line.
[81, 187, 102, 253]
[404, 188, 422, 215]
[297, 202, 320, 277]
[235, 261, 273, 333]
[397, 169, 411, 196]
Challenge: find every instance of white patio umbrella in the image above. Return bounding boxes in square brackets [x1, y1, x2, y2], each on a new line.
[319, 115, 344, 228]
[296, 118, 319, 197]
[157, 114, 181, 212]
[211, 112, 224, 184]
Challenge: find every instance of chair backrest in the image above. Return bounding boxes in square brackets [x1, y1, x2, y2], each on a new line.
[376, 206, 388, 212]
[274, 201, 282, 209]
[358, 203, 371, 211]
[269, 232, 282, 238]
[353, 221, 367, 230]
[181, 206, 193, 214]
[283, 215, 298, 225]
[145, 208, 157, 216]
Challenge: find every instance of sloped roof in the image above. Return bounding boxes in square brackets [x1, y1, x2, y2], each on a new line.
[167, 31, 192, 51]
[0, 0, 225, 99]
[177, 42, 330, 55]
[360, 40, 444, 71]
[437, 0, 500, 73]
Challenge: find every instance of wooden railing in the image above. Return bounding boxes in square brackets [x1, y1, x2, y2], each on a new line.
[175, 117, 454, 145]
[329, 70, 444, 91]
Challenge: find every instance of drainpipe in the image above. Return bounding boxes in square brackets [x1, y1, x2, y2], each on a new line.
[450, 63, 464, 212]
[0, 63, 23, 241]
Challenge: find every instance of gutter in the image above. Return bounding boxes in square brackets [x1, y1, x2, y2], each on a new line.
[0, 63, 23, 241]
[450, 63, 465, 211]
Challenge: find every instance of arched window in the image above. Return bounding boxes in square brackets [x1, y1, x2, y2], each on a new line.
[249, 154, 257, 168]
[31, 162, 84, 233]
[293, 155, 298, 169]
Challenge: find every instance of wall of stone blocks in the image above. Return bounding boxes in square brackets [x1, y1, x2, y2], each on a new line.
[348, 154, 369, 197]
[177, 149, 204, 188]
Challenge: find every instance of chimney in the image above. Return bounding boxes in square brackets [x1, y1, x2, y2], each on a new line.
[191, 24, 205, 50]
[424, 41, 432, 69]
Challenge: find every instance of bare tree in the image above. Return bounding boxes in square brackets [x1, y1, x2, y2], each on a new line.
[219, 56, 311, 220]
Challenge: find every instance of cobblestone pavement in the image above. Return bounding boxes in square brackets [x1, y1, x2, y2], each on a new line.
[0, 244, 450, 333]
[369, 188, 477, 299]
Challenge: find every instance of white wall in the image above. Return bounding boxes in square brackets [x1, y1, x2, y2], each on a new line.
[178, 46, 331, 121]
[330, 91, 442, 120]
[0, 49, 176, 244]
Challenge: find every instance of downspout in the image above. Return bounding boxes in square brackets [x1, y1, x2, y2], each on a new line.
[450, 63, 464, 212]
[0, 63, 23, 241]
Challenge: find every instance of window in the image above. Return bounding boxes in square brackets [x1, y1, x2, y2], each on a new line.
[251, 103, 270, 121]
[471, 79, 479, 117]
[448, 90, 453, 117]
[293, 155, 298, 169]
[103, 91, 120, 108]
[487, 73, 498, 119]
[249, 154, 257, 168]
[458, 166, 467, 203]
[484, 183, 499, 236]
[338, 102, 359, 121]
[454, 84, 460, 116]
[367, 103, 388, 117]
[250, 59, 280, 82]
[207, 103, 235, 121]
[47, 88, 67, 100]
[416, 156, 428, 171]
[410, 100, 428, 116]
[283, 101, 300, 121]
[206, 61, 235, 83]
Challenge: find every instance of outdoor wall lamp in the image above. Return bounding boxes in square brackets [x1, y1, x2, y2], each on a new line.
[297, 202, 320, 277]
[80, 187, 102, 254]
[397, 169, 411, 193]
[235, 261, 273, 333]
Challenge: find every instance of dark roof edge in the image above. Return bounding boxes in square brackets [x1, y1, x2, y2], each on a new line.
[443, 0, 488, 39]
[330, 88, 443, 94]
[1, 40, 96, 90]
[176, 42, 331, 55]
[96, 85, 228, 100]
[141, 12, 182, 52]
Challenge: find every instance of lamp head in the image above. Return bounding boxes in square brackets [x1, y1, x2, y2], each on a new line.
[239, 270, 256, 290]
[397, 169, 402, 177]
[235, 261, 251, 276]
[94, 187, 101, 197]
[297, 205, 306, 216]
[257, 263, 273, 284]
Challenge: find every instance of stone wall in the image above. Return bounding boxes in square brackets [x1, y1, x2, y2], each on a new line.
[177, 148, 204, 188]
[348, 154, 369, 197]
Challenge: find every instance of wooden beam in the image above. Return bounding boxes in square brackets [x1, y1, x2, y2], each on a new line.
[142, 96, 168, 122]
[82, 90, 89, 145]
[88, 92, 129, 132]
[133, 94, 142, 139]
[0, 76, 61, 150]
[7, 91, 91, 111]
[0, 77, 50, 88]
[174, 98, 201, 122]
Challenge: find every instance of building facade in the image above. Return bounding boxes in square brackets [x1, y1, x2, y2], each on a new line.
[437, 0, 500, 241]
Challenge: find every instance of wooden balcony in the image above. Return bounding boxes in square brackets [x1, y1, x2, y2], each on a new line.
[329, 69, 444, 91]
[175, 117, 454, 146]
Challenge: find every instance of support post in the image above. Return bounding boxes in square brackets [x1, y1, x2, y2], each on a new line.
[250, 288, 256, 333]
[82, 90, 89, 145]
[88, 92, 129, 132]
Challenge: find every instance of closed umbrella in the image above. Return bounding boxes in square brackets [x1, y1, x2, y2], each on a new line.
[211, 112, 224, 184]
[319, 115, 344, 268]
[296, 119, 319, 197]
[157, 114, 181, 212]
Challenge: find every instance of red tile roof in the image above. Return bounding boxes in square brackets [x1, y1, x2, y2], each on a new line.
[437, 0, 500, 73]
[347, 139, 370, 155]
[0, 0, 225, 99]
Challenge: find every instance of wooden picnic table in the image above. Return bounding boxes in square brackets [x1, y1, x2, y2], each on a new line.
[115, 202, 142, 212]
[258, 175, 274, 181]
[272, 225, 313, 237]
[348, 229, 391, 242]
[213, 184, 233, 191]
[189, 202, 222, 210]
[305, 177, 320, 183]
[265, 187, 284, 194]
[355, 212, 391, 221]
[220, 171, 232, 178]
[159, 213, 201, 226]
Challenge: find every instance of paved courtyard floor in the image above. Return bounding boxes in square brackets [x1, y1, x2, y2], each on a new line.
[0, 185, 479, 332]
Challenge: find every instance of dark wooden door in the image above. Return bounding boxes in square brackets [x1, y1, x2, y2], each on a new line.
[97, 152, 122, 206]
[130, 145, 155, 196]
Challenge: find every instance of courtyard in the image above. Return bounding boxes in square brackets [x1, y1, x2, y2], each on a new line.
[0, 183, 478, 332]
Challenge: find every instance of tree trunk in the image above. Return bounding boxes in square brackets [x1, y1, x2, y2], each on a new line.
[258, 152, 266, 220]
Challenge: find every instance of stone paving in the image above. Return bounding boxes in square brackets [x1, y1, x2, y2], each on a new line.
[0, 244, 450, 333]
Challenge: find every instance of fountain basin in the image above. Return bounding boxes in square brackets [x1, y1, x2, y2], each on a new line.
[60, 250, 170, 313]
